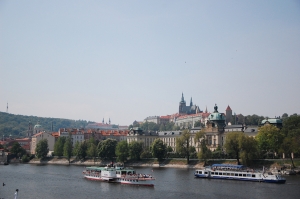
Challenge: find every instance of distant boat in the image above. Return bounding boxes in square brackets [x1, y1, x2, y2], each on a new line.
[83, 163, 155, 186]
[194, 164, 286, 184]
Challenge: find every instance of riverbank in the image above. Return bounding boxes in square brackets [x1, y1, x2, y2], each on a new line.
[28, 157, 205, 168]
[28, 157, 300, 170]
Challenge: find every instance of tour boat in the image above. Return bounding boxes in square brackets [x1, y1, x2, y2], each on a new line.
[82, 163, 155, 186]
[194, 164, 286, 184]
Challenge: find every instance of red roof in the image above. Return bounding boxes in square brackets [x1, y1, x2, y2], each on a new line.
[160, 115, 171, 119]
[226, 105, 232, 111]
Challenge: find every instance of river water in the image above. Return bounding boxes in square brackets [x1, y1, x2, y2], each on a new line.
[1, 164, 300, 199]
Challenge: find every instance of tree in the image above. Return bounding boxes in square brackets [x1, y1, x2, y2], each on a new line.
[73, 141, 81, 160]
[197, 139, 212, 166]
[63, 136, 73, 164]
[54, 136, 66, 157]
[224, 132, 244, 165]
[87, 143, 97, 164]
[151, 139, 167, 161]
[10, 142, 26, 158]
[280, 115, 300, 167]
[239, 136, 258, 166]
[129, 141, 143, 160]
[194, 120, 201, 127]
[76, 141, 88, 160]
[35, 139, 49, 159]
[176, 129, 191, 164]
[280, 137, 298, 168]
[194, 130, 205, 151]
[115, 140, 129, 163]
[256, 125, 283, 158]
[98, 139, 117, 160]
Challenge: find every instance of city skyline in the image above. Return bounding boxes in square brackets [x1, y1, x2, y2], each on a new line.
[1, 1, 299, 125]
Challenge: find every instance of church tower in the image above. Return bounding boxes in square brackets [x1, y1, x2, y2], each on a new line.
[225, 105, 232, 125]
[179, 93, 186, 114]
[27, 121, 33, 137]
[190, 97, 193, 106]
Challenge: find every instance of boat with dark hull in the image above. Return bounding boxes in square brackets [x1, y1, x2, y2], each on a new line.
[194, 164, 286, 184]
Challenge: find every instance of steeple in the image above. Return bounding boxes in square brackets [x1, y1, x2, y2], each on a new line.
[190, 97, 193, 106]
[109, 118, 111, 124]
[181, 92, 185, 102]
[6, 102, 8, 113]
[205, 106, 208, 113]
[102, 118, 104, 124]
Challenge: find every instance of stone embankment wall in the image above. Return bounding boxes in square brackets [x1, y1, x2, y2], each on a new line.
[29, 158, 204, 169]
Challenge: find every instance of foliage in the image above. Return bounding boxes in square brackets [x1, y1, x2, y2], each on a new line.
[98, 139, 117, 160]
[224, 132, 244, 165]
[279, 115, 300, 167]
[128, 141, 143, 160]
[54, 136, 66, 157]
[75, 141, 88, 160]
[0, 111, 90, 138]
[73, 142, 81, 159]
[194, 130, 205, 151]
[197, 139, 212, 165]
[10, 142, 26, 158]
[115, 140, 129, 163]
[167, 146, 173, 153]
[244, 115, 265, 125]
[87, 143, 97, 163]
[35, 139, 49, 159]
[140, 149, 153, 159]
[21, 154, 30, 163]
[240, 136, 258, 166]
[151, 139, 167, 161]
[63, 136, 73, 163]
[176, 129, 191, 164]
[256, 125, 283, 157]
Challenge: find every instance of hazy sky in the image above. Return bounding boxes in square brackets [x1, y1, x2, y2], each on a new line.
[1, 1, 299, 126]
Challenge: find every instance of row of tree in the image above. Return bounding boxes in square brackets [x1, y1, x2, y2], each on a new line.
[129, 121, 181, 132]
[9, 115, 300, 167]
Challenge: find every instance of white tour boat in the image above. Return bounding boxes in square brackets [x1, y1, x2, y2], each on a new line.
[83, 163, 155, 186]
[194, 164, 286, 184]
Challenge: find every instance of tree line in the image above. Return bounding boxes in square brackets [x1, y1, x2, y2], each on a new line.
[0, 111, 90, 137]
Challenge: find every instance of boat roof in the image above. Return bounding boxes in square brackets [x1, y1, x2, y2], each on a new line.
[85, 166, 135, 171]
[212, 164, 245, 169]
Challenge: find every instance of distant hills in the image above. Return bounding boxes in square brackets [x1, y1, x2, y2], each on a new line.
[0, 111, 92, 138]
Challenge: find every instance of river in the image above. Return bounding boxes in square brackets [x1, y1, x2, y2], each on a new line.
[1, 164, 300, 199]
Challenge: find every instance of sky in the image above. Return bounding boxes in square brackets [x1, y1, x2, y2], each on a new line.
[1, 1, 300, 126]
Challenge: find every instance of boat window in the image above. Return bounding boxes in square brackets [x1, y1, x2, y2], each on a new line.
[243, 174, 246, 177]
[204, 172, 208, 174]
[239, 174, 242, 176]
[235, 173, 238, 176]
[247, 174, 251, 177]
[215, 172, 219, 175]
[211, 172, 214, 175]
[231, 173, 234, 176]
[252, 174, 255, 178]
[199, 171, 202, 174]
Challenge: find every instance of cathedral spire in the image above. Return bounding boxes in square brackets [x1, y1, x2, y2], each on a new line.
[181, 92, 184, 102]
[190, 97, 193, 106]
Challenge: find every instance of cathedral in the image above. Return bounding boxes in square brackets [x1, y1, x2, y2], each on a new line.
[179, 93, 201, 115]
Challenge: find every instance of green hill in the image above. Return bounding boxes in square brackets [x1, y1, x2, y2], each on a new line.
[0, 111, 92, 138]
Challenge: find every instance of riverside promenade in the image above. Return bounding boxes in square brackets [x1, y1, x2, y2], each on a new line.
[28, 157, 205, 169]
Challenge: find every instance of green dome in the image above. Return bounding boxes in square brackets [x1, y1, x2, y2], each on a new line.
[209, 112, 225, 121]
[34, 124, 42, 129]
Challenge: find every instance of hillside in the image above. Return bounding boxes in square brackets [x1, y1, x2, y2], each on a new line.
[0, 111, 92, 138]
